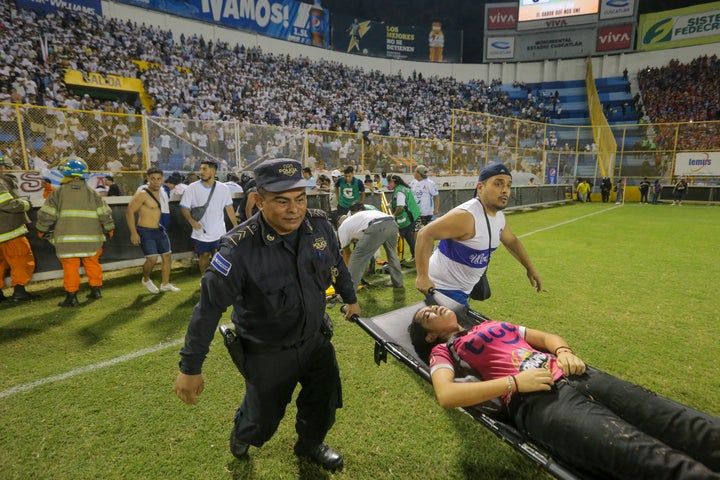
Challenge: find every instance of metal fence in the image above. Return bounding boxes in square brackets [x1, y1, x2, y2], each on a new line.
[2, 102, 718, 189]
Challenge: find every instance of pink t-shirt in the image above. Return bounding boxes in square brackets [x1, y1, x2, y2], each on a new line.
[429, 321, 564, 403]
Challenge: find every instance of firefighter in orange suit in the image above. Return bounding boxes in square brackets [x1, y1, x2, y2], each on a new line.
[36, 157, 115, 307]
[0, 154, 38, 302]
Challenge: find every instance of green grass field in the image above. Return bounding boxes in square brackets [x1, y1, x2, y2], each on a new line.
[1, 202, 719, 479]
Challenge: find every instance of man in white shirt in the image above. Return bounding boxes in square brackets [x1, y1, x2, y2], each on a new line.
[337, 202, 403, 291]
[180, 160, 238, 274]
[410, 164, 440, 226]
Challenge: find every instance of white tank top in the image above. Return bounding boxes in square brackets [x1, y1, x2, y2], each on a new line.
[429, 198, 505, 294]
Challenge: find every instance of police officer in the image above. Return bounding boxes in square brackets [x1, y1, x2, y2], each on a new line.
[174, 158, 361, 471]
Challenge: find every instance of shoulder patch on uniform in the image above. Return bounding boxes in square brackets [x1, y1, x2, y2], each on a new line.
[307, 208, 328, 219]
[211, 252, 232, 276]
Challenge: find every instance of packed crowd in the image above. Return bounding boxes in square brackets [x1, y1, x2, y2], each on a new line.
[0, 4, 718, 166]
[636, 55, 720, 151]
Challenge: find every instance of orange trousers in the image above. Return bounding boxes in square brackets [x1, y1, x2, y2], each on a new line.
[59, 249, 103, 293]
[0, 236, 35, 287]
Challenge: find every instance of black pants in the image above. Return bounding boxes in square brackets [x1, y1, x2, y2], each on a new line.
[510, 368, 720, 479]
[231, 332, 342, 447]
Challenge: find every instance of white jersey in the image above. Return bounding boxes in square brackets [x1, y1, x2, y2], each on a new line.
[429, 198, 505, 294]
[179, 180, 233, 242]
[411, 177, 439, 216]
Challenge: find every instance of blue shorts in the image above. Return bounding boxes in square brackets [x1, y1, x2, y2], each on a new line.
[194, 239, 220, 254]
[434, 288, 470, 307]
[137, 226, 171, 256]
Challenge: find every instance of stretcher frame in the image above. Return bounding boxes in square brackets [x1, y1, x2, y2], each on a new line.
[352, 292, 592, 480]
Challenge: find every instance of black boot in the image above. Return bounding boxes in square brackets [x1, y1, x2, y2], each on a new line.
[12, 285, 39, 302]
[58, 292, 79, 307]
[0, 290, 6, 302]
[294, 441, 344, 471]
[87, 286, 102, 299]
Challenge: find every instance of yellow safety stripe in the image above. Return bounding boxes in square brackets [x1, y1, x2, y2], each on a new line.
[39, 205, 57, 216]
[0, 224, 28, 242]
[54, 234, 106, 243]
[58, 210, 99, 219]
[0, 192, 13, 203]
[96, 205, 111, 215]
[56, 252, 99, 258]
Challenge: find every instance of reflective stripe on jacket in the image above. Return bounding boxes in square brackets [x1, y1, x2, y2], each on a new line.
[36, 178, 115, 258]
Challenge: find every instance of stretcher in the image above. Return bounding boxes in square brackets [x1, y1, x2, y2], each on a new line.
[351, 292, 591, 480]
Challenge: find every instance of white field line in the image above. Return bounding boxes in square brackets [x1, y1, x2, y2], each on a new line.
[0, 339, 184, 400]
[516, 204, 620, 238]
[1, 205, 619, 400]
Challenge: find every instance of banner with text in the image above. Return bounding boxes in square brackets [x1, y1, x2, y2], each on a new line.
[331, 14, 462, 63]
[484, 19, 635, 61]
[599, 0, 637, 20]
[114, 0, 330, 47]
[15, 0, 102, 15]
[674, 152, 720, 176]
[486, 27, 596, 62]
[638, 2, 720, 51]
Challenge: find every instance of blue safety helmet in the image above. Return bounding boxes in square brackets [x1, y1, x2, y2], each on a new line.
[60, 156, 89, 178]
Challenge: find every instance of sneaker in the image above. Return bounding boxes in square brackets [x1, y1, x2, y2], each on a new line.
[142, 279, 159, 294]
[160, 283, 180, 292]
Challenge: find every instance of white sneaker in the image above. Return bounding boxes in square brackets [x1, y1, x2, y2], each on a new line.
[160, 283, 181, 292]
[142, 279, 159, 294]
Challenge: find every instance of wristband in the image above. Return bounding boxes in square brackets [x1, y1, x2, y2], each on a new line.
[506, 376, 514, 403]
[554, 346, 573, 356]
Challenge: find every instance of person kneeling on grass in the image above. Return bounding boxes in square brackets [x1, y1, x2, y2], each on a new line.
[409, 305, 720, 480]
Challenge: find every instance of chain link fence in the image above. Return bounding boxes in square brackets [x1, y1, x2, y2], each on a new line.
[2, 102, 718, 190]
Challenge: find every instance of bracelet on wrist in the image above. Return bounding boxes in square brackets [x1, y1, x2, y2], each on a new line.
[506, 376, 514, 402]
[554, 345, 573, 356]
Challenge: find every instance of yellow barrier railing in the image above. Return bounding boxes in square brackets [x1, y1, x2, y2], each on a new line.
[1, 102, 717, 187]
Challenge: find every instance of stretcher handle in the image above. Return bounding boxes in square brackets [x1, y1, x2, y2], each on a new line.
[339, 305, 360, 323]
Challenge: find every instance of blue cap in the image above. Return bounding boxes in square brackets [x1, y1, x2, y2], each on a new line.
[479, 163, 511, 181]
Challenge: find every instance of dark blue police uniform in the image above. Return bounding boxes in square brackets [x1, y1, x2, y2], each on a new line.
[179, 207, 357, 449]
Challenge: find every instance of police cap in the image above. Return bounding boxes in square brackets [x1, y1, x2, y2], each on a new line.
[254, 158, 312, 192]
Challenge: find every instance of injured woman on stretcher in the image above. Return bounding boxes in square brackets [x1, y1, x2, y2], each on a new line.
[408, 304, 720, 480]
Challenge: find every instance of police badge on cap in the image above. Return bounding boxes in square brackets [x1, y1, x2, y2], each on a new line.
[254, 158, 313, 192]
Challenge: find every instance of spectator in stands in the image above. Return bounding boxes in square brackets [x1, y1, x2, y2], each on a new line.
[224, 173, 244, 195]
[302, 167, 317, 190]
[105, 176, 122, 196]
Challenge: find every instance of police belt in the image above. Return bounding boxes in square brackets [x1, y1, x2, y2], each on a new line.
[240, 334, 313, 354]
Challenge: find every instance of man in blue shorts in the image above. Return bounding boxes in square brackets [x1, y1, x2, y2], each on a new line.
[126, 167, 180, 293]
[180, 160, 237, 274]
